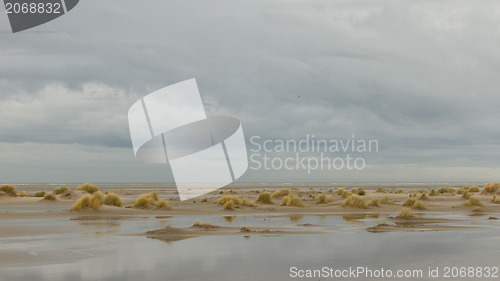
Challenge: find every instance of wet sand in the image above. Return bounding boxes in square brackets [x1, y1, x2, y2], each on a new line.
[3, 185, 500, 281]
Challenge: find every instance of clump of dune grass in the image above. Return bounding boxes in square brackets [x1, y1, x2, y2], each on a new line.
[43, 193, 56, 201]
[437, 187, 451, 194]
[192, 219, 214, 229]
[465, 196, 482, 207]
[103, 192, 123, 207]
[397, 208, 415, 219]
[405, 198, 426, 210]
[272, 188, 290, 198]
[71, 192, 104, 210]
[0, 184, 17, 196]
[133, 193, 156, 208]
[492, 195, 500, 204]
[77, 183, 99, 194]
[357, 188, 366, 196]
[462, 190, 471, 199]
[412, 200, 426, 210]
[437, 187, 448, 194]
[342, 195, 367, 209]
[71, 194, 91, 210]
[473, 206, 483, 212]
[402, 198, 416, 207]
[53, 186, 70, 195]
[201, 196, 208, 203]
[89, 191, 104, 209]
[316, 194, 334, 204]
[133, 194, 155, 208]
[149, 191, 158, 200]
[376, 187, 386, 193]
[155, 200, 171, 210]
[280, 194, 304, 207]
[33, 191, 46, 197]
[256, 192, 273, 204]
[336, 188, 345, 196]
[467, 185, 480, 193]
[223, 201, 235, 210]
[457, 188, 466, 195]
[395, 189, 405, 194]
[483, 183, 500, 193]
[380, 196, 393, 204]
[16, 192, 31, 197]
[429, 189, 437, 196]
[217, 195, 241, 207]
[369, 198, 381, 207]
[341, 190, 352, 198]
[241, 197, 256, 207]
[419, 193, 428, 200]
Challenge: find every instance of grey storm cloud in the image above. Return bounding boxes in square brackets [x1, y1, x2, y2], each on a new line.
[1, 0, 500, 182]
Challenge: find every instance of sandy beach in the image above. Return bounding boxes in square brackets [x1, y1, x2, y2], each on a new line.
[2, 183, 500, 280]
[2, 184, 500, 236]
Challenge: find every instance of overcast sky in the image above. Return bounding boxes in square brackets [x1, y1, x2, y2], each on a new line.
[1, 0, 500, 184]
